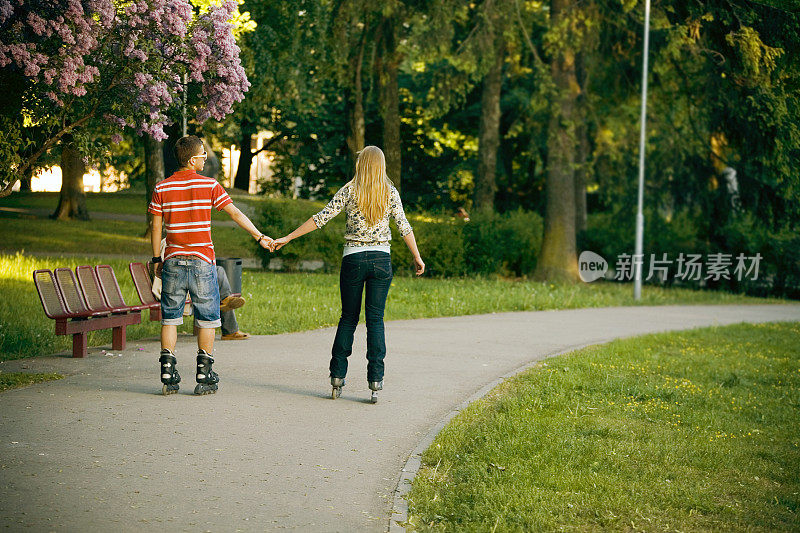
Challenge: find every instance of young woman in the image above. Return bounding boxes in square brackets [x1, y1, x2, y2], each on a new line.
[271, 146, 424, 403]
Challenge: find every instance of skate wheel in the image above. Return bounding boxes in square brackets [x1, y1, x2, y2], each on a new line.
[370, 391, 378, 404]
[162, 384, 178, 395]
[331, 387, 341, 399]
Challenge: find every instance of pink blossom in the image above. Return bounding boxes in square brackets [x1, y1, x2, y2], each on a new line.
[1, 0, 248, 147]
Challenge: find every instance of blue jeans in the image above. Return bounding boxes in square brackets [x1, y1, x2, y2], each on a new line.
[216, 266, 239, 335]
[161, 256, 221, 329]
[330, 251, 393, 382]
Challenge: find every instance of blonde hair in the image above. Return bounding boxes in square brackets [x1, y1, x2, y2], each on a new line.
[352, 146, 392, 226]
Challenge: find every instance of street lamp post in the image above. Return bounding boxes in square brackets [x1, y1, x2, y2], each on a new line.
[634, 0, 651, 300]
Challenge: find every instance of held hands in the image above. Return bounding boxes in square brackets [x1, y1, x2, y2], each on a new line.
[257, 234, 275, 250]
[269, 236, 291, 252]
[256, 232, 289, 253]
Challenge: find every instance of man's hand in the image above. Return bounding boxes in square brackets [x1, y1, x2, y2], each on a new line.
[149, 261, 163, 279]
[258, 235, 274, 251]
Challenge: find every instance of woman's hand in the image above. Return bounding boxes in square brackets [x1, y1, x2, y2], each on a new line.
[271, 236, 291, 252]
[413, 256, 425, 276]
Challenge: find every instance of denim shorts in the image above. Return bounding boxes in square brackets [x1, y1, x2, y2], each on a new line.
[160, 256, 221, 329]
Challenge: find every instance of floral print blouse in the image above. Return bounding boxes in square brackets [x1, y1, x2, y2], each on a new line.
[312, 181, 413, 247]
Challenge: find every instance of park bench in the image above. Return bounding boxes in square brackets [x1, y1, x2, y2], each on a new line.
[128, 262, 162, 321]
[33, 266, 143, 358]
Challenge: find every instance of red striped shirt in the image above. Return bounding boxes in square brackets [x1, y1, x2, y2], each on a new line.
[148, 170, 232, 263]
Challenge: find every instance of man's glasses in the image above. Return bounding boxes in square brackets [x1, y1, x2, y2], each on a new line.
[191, 152, 208, 161]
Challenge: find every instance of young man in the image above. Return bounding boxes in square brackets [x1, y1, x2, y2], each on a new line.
[151, 239, 251, 340]
[148, 135, 272, 395]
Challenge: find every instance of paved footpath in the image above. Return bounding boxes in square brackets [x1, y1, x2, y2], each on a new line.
[1, 304, 798, 532]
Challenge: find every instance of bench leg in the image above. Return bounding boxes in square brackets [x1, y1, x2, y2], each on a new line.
[72, 332, 88, 358]
[112, 325, 127, 351]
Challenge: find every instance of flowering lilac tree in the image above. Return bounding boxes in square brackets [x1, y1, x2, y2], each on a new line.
[0, 0, 250, 217]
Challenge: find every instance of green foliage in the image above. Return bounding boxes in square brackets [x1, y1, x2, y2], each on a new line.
[255, 197, 344, 270]
[256, 200, 544, 277]
[579, 207, 800, 297]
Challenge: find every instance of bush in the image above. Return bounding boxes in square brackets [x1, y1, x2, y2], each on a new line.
[256, 198, 543, 278]
[256, 197, 343, 272]
[579, 207, 799, 297]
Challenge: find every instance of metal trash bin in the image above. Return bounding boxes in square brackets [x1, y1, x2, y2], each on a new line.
[215, 257, 243, 295]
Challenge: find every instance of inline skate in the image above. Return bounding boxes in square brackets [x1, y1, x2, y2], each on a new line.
[194, 350, 219, 395]
[368, 380, 383, 404]
[330, 376, 345, 399]
[159, 349, 180, 395]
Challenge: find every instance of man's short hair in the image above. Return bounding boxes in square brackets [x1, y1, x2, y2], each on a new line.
[174, 135, 204, 167]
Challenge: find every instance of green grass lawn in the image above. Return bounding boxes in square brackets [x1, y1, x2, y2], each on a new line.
[406, 322, 800, 531]
[0, 214, 256, 258]
[0, 252, 785, 362]
[0, 190, 276, 216]
[0, 191, 275, 259]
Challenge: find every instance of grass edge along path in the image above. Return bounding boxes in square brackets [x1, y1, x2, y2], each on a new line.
[0, 252, 788, 363]
[406, 321, 800, 532]
[0, 371, 63, 392]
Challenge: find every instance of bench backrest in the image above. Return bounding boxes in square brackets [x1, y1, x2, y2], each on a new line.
[96, 265, 128, 309]
[76, 265, 111, 313]
[129, 262, 157, 306]
[54, 267, 90, 315]
[33, 269, 70, 320]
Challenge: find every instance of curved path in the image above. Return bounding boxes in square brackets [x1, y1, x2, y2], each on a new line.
[1, 304, 798, 532]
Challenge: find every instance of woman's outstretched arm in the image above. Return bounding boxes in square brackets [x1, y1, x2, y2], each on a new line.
[272, 217, 318, 250]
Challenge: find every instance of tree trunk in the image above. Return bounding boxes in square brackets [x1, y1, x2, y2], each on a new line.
[346, 29, 367, 172]
[19, 167, 33, 191]
[52, 136, 90, 221]
[378, 17, 402, 191]
[534, 0, 579, 282]
[474, 45, 504, 211]
[234, 121, 254, 191]
[144, 135, 165, 238]
[574, 120, 588, 233]
[574, 51, 588, 233]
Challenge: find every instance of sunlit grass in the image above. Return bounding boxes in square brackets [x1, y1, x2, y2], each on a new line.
[407, 322, 800, 531]
[0, 253, 784, 362]
[0, 217, 254, 258]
